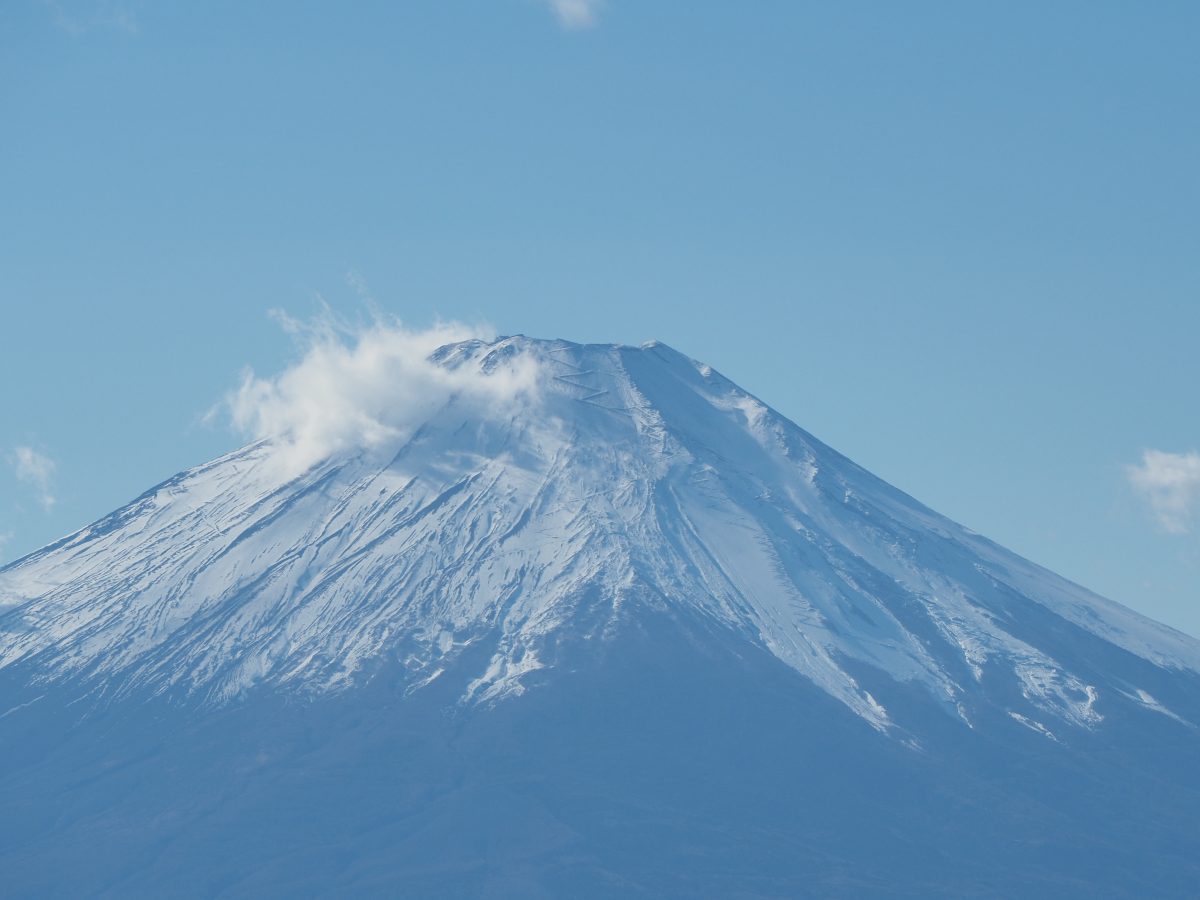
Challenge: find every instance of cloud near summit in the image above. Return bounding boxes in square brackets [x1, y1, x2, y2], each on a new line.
[224, 314, 541, 477]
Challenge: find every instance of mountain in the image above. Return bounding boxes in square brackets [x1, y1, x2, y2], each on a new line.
[1, 336, 1198, 898]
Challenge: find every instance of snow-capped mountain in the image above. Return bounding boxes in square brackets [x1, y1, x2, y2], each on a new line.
[1, 336, 1194, 735]
[1, 336, 1198, 898]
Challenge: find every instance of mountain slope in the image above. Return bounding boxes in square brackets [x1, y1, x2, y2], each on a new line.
[2, 337, 1194, 733]
[1, 336, 1198, 897]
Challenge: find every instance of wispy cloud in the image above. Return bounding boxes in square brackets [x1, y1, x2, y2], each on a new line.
[42, 0, 139, 36]
[1126, 449, 1200, 534]
[345, 269, 373, 303]
[540, 0, 603, 30]
[220, 310, 541, 478]
[9, 446, 57, 512]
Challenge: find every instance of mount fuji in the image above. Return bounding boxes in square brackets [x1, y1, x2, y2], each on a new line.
[1, 336, 1198, 897]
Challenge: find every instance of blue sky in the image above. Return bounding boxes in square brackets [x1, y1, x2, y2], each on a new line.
[2, 0, 1198, 635]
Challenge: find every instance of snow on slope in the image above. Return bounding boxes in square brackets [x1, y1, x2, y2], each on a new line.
[0, 337, 1196, 735]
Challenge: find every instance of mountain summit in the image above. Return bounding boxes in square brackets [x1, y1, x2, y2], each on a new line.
[2, 336, 1198, 897]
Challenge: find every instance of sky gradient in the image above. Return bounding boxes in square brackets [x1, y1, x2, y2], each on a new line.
[2, 1, 1198, 635]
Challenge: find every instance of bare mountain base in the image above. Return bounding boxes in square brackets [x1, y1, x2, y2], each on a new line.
[2, 606, 1197, 899]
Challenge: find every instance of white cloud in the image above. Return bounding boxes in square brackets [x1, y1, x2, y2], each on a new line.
[10, 446, 57, 512]
[1126, 449, 1200, 534]
[222, 312, 542, 478]
[540, 0, 602, 30]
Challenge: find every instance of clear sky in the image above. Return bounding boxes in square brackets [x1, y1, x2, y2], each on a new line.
[2, 1, 1198, 635]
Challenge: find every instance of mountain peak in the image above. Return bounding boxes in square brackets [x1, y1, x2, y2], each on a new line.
[1, 336, 1197, 738]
